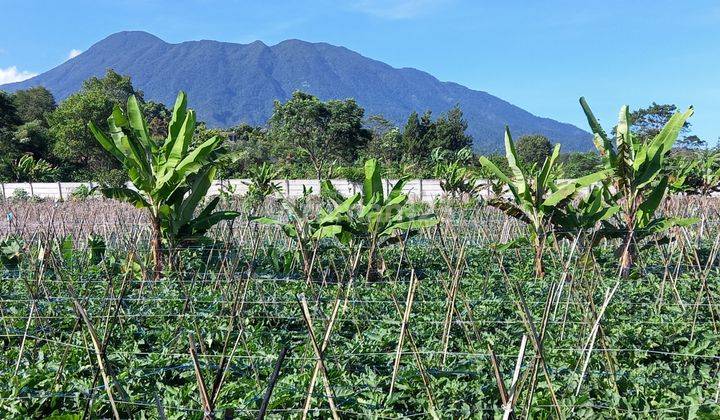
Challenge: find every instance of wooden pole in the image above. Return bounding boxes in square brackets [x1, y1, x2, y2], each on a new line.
[257, 346, 289, 420]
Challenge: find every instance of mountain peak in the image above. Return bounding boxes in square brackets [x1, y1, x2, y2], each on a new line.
[0, 31, 591, 151]
[99, 30, 166, 45]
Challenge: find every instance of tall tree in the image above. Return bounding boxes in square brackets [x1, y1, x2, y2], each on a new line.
[364, 115, 402, 167]
[326, 98, 370, 163]
[515, 134, 553, 169]
[0, 92, 23, 181]
[47, 69, 141, 182]
[430, 105, 473, 152]
[401, 110, 434, 161]
[624, 102, 698, 146]
[0, 91, 22, 129]
[269, 91, 367, 179]
[12, 86, 56, 124]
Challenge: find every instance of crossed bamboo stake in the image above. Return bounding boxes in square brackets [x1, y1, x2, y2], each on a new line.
[297, 293, 341, 420]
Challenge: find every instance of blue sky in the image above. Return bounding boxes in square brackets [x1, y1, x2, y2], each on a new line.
[1, 0, 719, 142]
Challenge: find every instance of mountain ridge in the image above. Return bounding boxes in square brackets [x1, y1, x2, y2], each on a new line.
[1, 31, 592, 152]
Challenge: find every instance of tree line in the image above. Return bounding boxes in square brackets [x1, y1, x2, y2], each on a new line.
[0, 69, 711, 185]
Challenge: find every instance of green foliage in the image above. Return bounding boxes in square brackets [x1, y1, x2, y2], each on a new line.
[668, 149, 720, 195]
[429, 105, 473, 151]
[432, 147, 479, 199]
[0, 91, 22, 129]
[142, 100, 172, 139]
[48, 69, 139, 181]
[401, 107, 473, 163]
[364, 115, 403, 167]
[12, 86, 56, 124]
[515, 134, 553, 170]
[70, 184, 94, 200]
[243, 162, 282, 209]
[625, 102, 694, 145]
[580, 97, 697, 275]
[559, 152, 602, 178]
[323, 159, 438, 254]
[89, 91, 240, 266]
[269, 91, 369, 178]
[0, 120, 54, 181]
[480, 127, 609, 276]
[13, 155, 59, 182]
[86, 234, 106, 265]
[0, 237, 23, 270]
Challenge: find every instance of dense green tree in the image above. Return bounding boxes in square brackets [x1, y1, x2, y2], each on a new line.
[47, 69, 141, 182]
[269, 91, 368, 178]
[0, 92, 23, 181]
[142, 100, 172, 138]
[224, 124, 272, 177]
[326, 98, 370, 162]
[560, 152, 602, 178]
[515, 134, 553, 169]
[401, 110, 434, 160]
[364, 115, 403, 167]
[0, 91, 22, 129]
[430, 105, 473, 152]
[12, 86, 56, 124]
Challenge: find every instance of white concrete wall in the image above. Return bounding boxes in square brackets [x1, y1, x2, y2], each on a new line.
[0, 179, 477, 202]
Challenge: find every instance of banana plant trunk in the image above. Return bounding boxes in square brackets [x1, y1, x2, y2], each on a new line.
[150, 215, 163, 280]
[619, 201, 637, 278]
[365, 237, 379, 282]
[619, 229, 636, 278]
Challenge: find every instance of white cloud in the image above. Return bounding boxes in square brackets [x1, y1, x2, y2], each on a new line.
[0, 66, 37, 84]
[351, 0, 449, 19]
[68, 49, 82, 59]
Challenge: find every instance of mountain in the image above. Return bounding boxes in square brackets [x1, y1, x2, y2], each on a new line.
[1, 31, 592, 151]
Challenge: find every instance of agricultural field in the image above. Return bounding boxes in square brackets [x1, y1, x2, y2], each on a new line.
[0, 194, 719, 419]
[0, 92, 719, 419]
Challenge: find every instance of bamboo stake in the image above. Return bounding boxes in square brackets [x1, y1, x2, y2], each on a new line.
[297, 294, 340, 420]
[389, 270, 419, 397]
[73, 300, 122, 420]
[503, 335, 528, 420]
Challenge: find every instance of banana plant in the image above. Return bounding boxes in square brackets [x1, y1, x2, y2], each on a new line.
[479, 127, 609, 277]
[667, 156, 698, 194]
[14, 155, 59, 182]
[251, 187, 360, 280]
[672, 150, 720, 195]
[89, 91, 240, 279]
[242, 162, 282, 209]
[579, 97, 697, 277]
[323, 159, 438, 279]
[552, 187, 620, 237]
[432, 147, 480, 200]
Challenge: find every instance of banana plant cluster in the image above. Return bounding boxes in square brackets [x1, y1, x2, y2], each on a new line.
[14, 155, 58, 183]
[89, 91, 239, 279]
[242, 162, 282, 209]
[480, 127, 609, 277]
[669, 150, 720, 196]
[325, 159, 437, 259]
[431, 147, 480, 200]
[254, 159, 437, 281]
[580, 98, 697, 276]
[252, 185, 360, 280]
